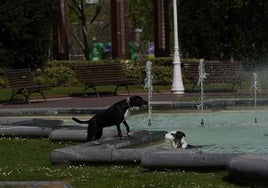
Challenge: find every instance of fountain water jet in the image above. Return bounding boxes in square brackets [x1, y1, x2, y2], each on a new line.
[198, 59, 207, 126]
[251, 72, 261, 123]
[144, 61, 153, 126]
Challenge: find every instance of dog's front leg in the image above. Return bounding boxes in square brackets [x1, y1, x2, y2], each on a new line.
[123, 120, 131, 137]
[116, 124, 123, 139]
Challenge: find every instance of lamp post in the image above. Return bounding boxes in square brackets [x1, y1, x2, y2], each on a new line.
[171, 0, 184, 94]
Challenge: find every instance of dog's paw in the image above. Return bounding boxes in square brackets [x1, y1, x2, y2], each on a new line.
[127, 132, 133, 137]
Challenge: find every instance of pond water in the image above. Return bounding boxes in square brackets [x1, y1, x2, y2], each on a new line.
[126, 110, 268, 154]
[4, 110, 267, 154]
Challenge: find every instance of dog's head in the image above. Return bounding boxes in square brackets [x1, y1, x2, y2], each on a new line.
[127, 96, 148, 107]
[165, 131, 188, 149]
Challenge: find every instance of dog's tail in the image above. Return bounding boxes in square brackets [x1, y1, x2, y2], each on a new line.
[72, 117, 90, 124]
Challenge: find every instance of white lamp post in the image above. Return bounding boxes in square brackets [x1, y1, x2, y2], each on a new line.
[171, 0, 184, 94]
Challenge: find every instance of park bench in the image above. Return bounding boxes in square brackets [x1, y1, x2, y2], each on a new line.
[73, 63, 139, 97]
[5, 68, 50, 103]
[182, 61, 247, 91]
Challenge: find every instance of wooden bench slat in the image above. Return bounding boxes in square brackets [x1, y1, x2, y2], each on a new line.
[73, 63, 138, 97]
[5, 68, 50, 103]
[182, 61, 246, 91]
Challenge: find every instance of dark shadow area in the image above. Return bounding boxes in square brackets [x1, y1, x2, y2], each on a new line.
[223, 175, 268, 188]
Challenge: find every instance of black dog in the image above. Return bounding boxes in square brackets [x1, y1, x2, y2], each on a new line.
[72, 96, 148, 141]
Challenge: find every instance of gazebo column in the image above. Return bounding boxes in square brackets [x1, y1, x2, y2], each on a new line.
[111, 0, 130, 59]
[153, 0, 170, 57]
[54, 0, 69, 60]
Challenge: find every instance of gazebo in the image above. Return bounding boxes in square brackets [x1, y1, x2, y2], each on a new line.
[54, 0, 170, 60]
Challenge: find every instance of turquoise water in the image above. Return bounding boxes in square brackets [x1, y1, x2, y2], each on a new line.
[127, 110, 268, 154]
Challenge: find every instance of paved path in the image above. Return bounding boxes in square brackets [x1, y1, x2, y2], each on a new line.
[0, 91, 263, 116]
[0, 92, 190, 109]
[0, 90, 247, 108]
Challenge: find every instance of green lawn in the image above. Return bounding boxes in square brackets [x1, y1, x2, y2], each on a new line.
[0, 82, 262, 103]
[0, 83, 264, 187]
[0, 137, 244, 188]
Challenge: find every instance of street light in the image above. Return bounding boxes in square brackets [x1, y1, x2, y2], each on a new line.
[171, 0, 184, 94]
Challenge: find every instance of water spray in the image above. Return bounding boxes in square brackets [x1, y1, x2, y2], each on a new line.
[252, 72, 260, 124]
[144, 61, 153, 126]
[198, 59, 207, 126]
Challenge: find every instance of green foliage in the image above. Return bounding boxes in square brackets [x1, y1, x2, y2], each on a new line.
[153, 65, 173, 85]
[123, 61, 145, 83]
[0, 0, 56, 69]
[129, 0, 268, 65]
[35, 65, 78, 87]
[0, 77, 6, 88]
[1, 57, 245, 90]
[129, 0, 154, 42]
[123, 59, 173, 85]
[0, 68, 7, 88]
[47, 58, 198, 86]
[68, 0, 111, 60]
[124, 58, 200, 85]
[205, 0, 268, 62]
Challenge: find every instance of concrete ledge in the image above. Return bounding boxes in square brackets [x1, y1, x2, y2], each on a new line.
[141, 151, 240, 170]
[49, 129, 126, 142]
[0, 118, 63, 137]
[50, 147, 159, 164]
[50, 130, 166, 164]
[0, 107, 104, 116]
[49, 128, 87, 141]
[0, 125, 85, 138]
[0, 125, 53, 137]
[227, 154, 268, 181]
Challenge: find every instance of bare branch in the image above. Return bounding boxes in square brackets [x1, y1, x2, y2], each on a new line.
[70, 31, 85, 54]
[90, 2, 102, 24]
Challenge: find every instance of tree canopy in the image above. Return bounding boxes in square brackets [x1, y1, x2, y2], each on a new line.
[178, 0, 268, 65]
[129, 0, 268, 68]
[0, 0, 268, 69]
[0, 0, 55, 69]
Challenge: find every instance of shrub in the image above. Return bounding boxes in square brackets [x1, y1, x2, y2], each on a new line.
[45, 58, 200, 86]
[35, 65, 78, 87]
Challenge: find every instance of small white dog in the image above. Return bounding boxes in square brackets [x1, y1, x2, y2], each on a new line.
[165, 131, 189, 149]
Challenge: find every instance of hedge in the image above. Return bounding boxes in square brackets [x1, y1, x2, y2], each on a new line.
[0, 58, 210, 88]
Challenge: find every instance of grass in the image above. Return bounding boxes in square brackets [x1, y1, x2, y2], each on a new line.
[0, 82, 265, 187]
[1, 82, 265, 103]
[0, 85, 155, 102]
[0, 137, 242, 188]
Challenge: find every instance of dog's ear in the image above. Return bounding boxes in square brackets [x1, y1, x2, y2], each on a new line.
[177, 131, 186, 137]
[127, 96, 148, 107]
